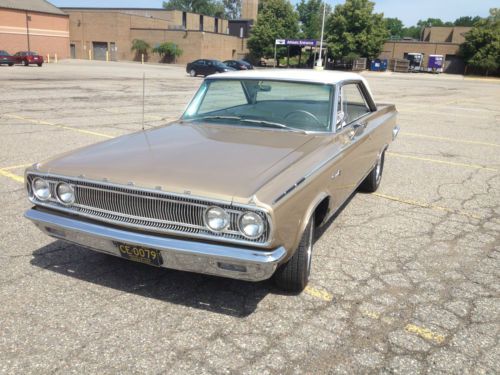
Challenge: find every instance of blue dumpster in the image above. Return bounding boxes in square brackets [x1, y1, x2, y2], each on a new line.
[370, 59, 388, 71]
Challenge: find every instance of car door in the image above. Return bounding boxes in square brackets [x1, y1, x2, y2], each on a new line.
[336, 82, 375, 190]
[206, 60, 215, 75]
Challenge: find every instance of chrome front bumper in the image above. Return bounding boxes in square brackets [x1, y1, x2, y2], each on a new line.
[25, 209, 287, 282]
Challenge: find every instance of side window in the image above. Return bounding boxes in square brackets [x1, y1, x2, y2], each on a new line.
[338, 83, 371, 128]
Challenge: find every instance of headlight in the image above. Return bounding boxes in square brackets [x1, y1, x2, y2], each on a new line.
[56, 182, 75, 205]
[238, 212, 264, 239]
[32, 178, 50, 201]
[204, 206, 229, 232]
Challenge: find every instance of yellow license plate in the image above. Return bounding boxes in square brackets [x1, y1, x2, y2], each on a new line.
[114, 242, 163, 266]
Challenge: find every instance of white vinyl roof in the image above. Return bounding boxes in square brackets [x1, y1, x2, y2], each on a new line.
[207, 68, 368, 86]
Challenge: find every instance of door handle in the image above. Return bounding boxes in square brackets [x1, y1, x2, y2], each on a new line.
[349, 123, 365, 140]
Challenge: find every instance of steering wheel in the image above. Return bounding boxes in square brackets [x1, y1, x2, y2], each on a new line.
[284, 110, 324, 128]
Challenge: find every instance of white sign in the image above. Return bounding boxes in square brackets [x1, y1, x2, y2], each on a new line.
[275, 39, 286, 45]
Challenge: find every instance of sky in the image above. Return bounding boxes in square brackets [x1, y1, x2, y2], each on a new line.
[51, 0, 498, 27]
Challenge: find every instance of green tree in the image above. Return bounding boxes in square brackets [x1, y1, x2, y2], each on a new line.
[152, 42, 183, 63]
[162, 0, 225, 18]
[401, 25, 421, 39]
[296, 0, 330, 40]
[325, 0, 389, 59]
[460, 8, 500, 75]
[247, 0, 299, 59]
[454, 16, 482, 27]
[416, 18, 453, 28]
[131, 39, 151, 61]
[223, 0, 241, 19]
[385, 17, 404, 39]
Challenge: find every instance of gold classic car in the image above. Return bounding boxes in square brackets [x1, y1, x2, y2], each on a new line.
[25, 69, 399, 292]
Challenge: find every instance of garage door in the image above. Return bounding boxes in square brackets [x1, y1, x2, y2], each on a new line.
[444, 55, 465, 74]
[92, 42, 108, 61]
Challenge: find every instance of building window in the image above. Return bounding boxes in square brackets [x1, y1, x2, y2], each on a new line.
[199, 15, 204, 31]
[182, 12, 187, 29]
[215, 18, 218, 33]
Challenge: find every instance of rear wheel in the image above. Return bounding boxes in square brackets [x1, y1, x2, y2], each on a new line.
[274, 217, 314, 293]
[189, 69, 196, 77]
[359, 150, 385, 193]
[8, 63, 13, 66]
[37, 63, 42, 67]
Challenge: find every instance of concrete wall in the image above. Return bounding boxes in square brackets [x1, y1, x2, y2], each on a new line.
[422, 27, 471, 44]
[379, 40, 465, 73]
[65, 10, 244, 63]
[0, 7, 69, 58]
[130, 29, 246, 63]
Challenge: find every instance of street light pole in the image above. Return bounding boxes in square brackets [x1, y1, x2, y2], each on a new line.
[315, 1, 326, 70]
[26, 12, 31, 52]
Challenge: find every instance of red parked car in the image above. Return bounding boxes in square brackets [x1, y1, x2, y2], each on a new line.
[13, 51, 44, 66]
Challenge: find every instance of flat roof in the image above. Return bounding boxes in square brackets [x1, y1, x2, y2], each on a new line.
[0, 0, 65, 15]
[207, 69, 367, 86]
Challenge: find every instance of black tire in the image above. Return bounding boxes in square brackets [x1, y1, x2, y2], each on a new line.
[8, 63, 13, 66]
[359, 150, 385, 193]
[37, 63, 42, 67]
[23, 60, 29, 66]
[189, 69, 196, 77]
[274, 216, 314, 293]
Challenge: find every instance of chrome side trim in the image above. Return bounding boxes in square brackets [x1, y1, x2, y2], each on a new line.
[25, 208, 286, 282]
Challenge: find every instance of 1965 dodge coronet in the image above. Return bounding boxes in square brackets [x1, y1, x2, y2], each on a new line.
[25, 69, 398, 292]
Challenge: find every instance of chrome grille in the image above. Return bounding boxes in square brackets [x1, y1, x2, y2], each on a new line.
[27, 173, 271, 246]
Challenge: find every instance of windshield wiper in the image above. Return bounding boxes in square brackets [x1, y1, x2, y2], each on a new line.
[240, 119, 307, 134]
[188, 115, 306, 134]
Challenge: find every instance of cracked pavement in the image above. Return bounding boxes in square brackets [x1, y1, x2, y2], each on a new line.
[0, 61, 499, 374]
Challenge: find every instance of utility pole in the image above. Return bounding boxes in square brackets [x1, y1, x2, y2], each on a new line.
[315, 1, 326, 71]
[26, 12, 31, 52]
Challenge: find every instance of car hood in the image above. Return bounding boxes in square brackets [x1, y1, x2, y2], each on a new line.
[37, 122, 320, 202]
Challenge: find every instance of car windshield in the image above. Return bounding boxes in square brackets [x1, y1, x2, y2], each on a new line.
[213, 61, 226, 68]
[182, 79, 334, 132]
[0, 50, 10, 55]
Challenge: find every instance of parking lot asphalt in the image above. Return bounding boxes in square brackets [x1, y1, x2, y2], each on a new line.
[0, 60, 499, 374]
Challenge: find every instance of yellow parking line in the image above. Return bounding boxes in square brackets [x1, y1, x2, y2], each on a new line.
[5, 114, 113, 139]
[373, 193, 482, 220]
[402, 132, 500, 148]
[0, 163, 31, 171]
[405, 324, 445, 344]
[387, 152, 498, 172]
[304, 286, 334, 301]
[0, 169, 24, 183]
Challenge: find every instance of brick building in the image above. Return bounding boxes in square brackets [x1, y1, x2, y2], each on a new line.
[0, 0, 69, 58]
[61, 8, 248, 64]
[379, 27, 472, 74]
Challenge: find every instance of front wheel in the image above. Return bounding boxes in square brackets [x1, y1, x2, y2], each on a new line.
[23, 60, 29, 66]
[274, 216, 314, 293]
[37, 63, 42, 67]
[189, 69, 196, 77]
[359, 150, 385, 193]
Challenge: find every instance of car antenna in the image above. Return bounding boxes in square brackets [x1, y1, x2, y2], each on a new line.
[142, 72, 146, 131]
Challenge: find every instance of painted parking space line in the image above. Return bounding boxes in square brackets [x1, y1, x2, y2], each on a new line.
[405, 324, 445, 344]
[304, 286, 334, 302]
[373, 193, 482, 220]
[402, 132, 500, 148]
[0, 169, 24, 183]
[387, 152, 498, 172]
[0, 163, 31, 171]
[5, 114, 114, 139]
